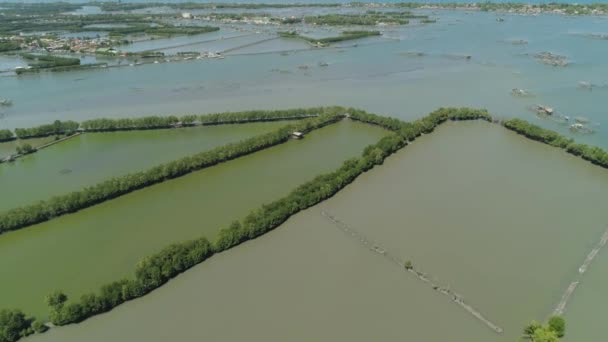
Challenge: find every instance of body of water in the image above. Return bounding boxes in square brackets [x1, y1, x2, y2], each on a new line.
[0, 120, 387, 317]
[1, 10, 607, 148]
[25, 121, 608, 341]
[0, 122, 284, 211]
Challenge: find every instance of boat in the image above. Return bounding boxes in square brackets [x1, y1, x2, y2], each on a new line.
[575, 116, 590, 124]
[0, 98, 12, 106]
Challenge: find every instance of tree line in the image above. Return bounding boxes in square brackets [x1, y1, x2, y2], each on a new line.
[0, 309, 46, 342]
[503, 118, 608, 168]
[0, 111, 344, 234]
[80, 108, 325, 131]
[13, 120, 79, 139]
[303, 11, 429, 26]
[3, 108, 328, 141]
[0, 41, 21, 53]
[348, 106, 492, 141]
[0, 130, 14, 142]
[30, 108, 488, 329]
[279, 30, 381, 46]
[20, 53, 81, 71]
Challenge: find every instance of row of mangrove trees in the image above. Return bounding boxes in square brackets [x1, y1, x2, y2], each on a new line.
[503, 118, 608, 168]
[3, 107, 607, 341]
[0, 108, 328, 140]
[36, 107, 489, 329]
[279, 30, 381, 46]
[0, 110, 344, 234]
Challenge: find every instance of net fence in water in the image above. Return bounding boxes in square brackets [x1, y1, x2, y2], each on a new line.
[320, 209, 504, 334]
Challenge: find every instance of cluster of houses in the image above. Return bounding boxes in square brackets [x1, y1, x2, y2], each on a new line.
[4, 34, 119, 54]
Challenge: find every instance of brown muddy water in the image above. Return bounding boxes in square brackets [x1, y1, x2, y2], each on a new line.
[25, 121, 608, 341]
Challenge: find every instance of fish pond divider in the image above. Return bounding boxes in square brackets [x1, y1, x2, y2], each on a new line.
[3, 107, 608, 341]
[320, 210, 504, 334]
[552, 226, 608, 317]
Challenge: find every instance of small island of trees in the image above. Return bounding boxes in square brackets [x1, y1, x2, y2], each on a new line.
[522, 316, 566, 341]
[279, 30, 381, 46]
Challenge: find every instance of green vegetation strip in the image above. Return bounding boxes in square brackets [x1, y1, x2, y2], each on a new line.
[0, 130, 14, 143]
[2, 108, 326, 141]
[304, 11, 429, 26]
[2, 107, 603, 342]
[0, 41, 21, 52]
[0, 110, 342, 234]
[503, 119, 608, 168]
[13, 120, 79, 139]
[279, 30, 381, 46]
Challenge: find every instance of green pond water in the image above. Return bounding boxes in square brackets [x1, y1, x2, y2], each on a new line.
[0, 122, 285, 212]
[0, 120, 386, 318]
[0, 136, 56, 159]
[25, 121, 608, 341]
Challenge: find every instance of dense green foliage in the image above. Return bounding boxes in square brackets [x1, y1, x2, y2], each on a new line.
[81, 108, 322, 131]
[0, 41, 20, 52]
[548, 316, 566, 338]
[504, 119, 608, 168]
[304, 11, 427, 26]
[101, 25, 219, 37]
[15, 144, 35, 155]
[14, 120, 79, 139]
[15, 54, 85, 74]
[47, 237, 213, 325]
[81, 116, 179, 131]
[348, 106, 492, 141]
[0, 309, 32, 342]
[0, 130, 14, 142]
[20, 53, 80, 68]
[523, 316, 565, 341]
[279, 30, 381, 45]
[0, 111, 343, 233]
